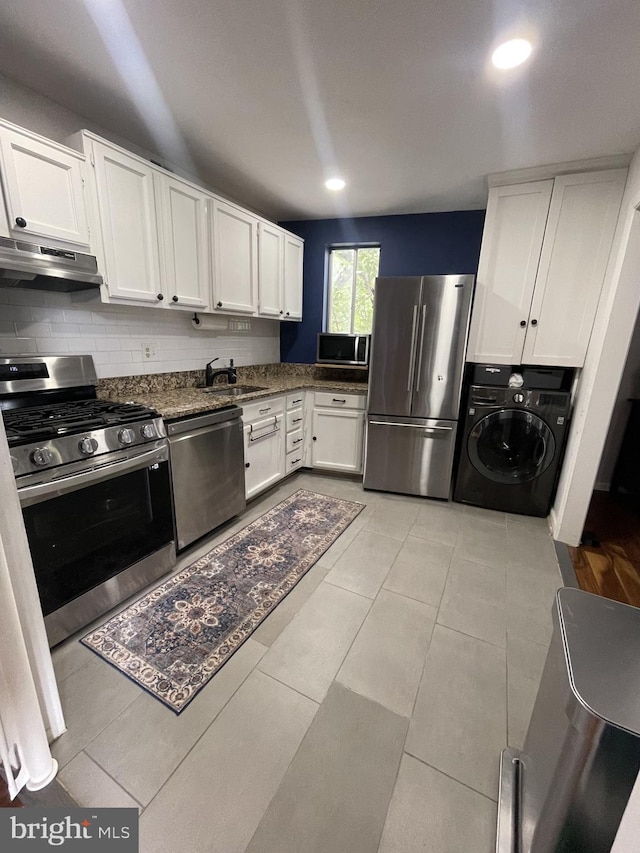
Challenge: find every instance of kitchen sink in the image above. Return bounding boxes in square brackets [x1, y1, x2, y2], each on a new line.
[204, 385, 267, 396]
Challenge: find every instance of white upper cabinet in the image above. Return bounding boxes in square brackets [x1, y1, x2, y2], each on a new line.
[0, 124, 90, 248]
[521, 170, 627, 366]
[211, 200, 258, 315]
[467, 169, 626, 367]
[157, 175, 209, 310]
[258, 221, 284, 317]
[91, 140, 162, 304]
[283, 232, 304, 320]
[466, 181, 553, 364]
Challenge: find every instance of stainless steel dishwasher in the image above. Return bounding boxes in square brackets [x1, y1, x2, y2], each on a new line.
[166, 406, 246, 551]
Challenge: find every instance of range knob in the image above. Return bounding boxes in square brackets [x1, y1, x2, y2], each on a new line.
[31, 447, 54, 467]
[118, 428, 136, 445]
[79, 437, 99, 455]
[140, 423, 157, 439]
[513, 393, 525, 404]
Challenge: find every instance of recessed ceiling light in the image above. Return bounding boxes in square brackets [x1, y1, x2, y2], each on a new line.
[325, 177, 346, 191]
[492, 38, 532, 69]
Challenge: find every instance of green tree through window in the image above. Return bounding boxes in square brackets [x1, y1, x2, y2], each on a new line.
[327, 246, 380, 333]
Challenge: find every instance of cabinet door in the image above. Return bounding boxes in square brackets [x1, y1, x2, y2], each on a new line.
[211, 200, 258, 314]
[158, 175, 209, 310]
[522, 170, 627, 367]
[283, 232, 304, 320]
[92, 143, 162, 303]
[311, 408, 364, 473]
[244, 415, 284, 499]
[258, 221, 283, 317]
[466, 181, 553, 364]
[0, 127, 90, 247]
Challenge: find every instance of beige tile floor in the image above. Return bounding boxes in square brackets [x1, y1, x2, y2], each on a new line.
[51, 471, 560, 852]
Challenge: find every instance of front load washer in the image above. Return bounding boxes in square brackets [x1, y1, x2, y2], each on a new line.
[453, 385, 571, 517]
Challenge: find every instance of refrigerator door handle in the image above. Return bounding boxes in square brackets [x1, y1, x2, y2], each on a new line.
[414, 305, 428, 392]
[407, 305, 419, 392]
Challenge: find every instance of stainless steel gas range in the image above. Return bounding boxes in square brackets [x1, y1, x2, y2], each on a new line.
[1, 355, 176, 646]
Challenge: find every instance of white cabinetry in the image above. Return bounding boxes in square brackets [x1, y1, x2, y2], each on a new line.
[91, 140, 162, 304]
[283, 232, 304, 320]
[284, 392, 305, 473]
[467, 169, 627, 367]
[157, 175, 209, 310]
[0, 123, 90, 248]
[311, 392, 365, 473]
[258, 221, 284, 317]
[211, 200, 258, 315]
[242, 396, 285, 499]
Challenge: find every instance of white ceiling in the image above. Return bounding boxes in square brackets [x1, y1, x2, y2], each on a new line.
[0, 0, 639, 221]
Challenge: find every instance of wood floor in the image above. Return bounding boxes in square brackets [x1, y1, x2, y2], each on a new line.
[568, 489, 640, 607]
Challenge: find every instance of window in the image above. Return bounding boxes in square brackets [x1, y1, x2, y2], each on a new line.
[327, 246, 380, 334]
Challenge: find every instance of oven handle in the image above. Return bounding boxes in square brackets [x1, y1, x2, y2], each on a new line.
[17, 444, 169, 506]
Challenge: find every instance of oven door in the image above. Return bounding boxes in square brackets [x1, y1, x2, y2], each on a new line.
[17, 442, 175, 645]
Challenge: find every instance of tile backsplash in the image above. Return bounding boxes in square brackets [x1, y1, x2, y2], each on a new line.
[0, 288, 280, 378]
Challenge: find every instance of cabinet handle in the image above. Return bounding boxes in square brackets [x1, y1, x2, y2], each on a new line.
[157, 293, 164, 301]
[15, 217, 27, 228]
[259, 407, 271, 414]
[332, 398, 346, 404]
[217, 301, 223, 308]
[530, 319, 538, 326]
[291, 458, 301, 464]
[292, 417, 302, 423]
[292, 399, 302, 404]
[172, 295, 179, 303]
[519, 320, 526, 327]
[293, 438, 302, 445]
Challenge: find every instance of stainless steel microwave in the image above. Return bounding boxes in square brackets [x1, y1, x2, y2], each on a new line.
[317, 333, 370, 366]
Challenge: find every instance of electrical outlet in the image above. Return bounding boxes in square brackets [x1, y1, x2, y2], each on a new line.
[142, 342, 159, 361]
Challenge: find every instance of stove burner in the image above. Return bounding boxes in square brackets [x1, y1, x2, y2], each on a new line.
[3, 399, 159, 447]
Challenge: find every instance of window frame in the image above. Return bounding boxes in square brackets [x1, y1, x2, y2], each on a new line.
[325, 243, 381, 334]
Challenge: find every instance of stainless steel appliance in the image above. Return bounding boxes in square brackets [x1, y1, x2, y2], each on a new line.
[454, 385, 571, 516]
[316, 333, 370, 366]
[166, 408, 246, 551]
[498, 588, 640, 852]
[363, 275, 474, 499]
[1, 355, 175, 646]
[0, 236, 102, 291]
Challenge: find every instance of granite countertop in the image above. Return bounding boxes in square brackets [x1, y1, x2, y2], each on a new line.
[99, 374, 368, 420]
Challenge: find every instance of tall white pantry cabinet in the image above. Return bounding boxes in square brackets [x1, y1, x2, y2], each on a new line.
[467, 169, 627, 367]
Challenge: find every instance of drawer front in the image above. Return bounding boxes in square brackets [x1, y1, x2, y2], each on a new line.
[285, 449, 304, 473]
[286, 408, 305, 432]
[286, 391, 305, 411]
[286, 427, 304, 454]
[242, 395, 285, 422]
[314, 391, 366, 410]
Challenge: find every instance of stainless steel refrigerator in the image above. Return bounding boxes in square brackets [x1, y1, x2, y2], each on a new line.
[363, 274, 474, 499]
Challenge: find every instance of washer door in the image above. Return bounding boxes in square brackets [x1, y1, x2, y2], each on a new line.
[468, 409, 556, 484]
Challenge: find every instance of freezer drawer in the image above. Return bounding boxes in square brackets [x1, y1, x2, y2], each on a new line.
[363, 417, 457, 499]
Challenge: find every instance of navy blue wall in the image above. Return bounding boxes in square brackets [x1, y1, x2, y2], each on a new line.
[279, 210, 486, 363]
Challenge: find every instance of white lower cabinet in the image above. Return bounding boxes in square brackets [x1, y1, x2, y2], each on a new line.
[311, 407, 365, 473]
[243, 413, 284, 499]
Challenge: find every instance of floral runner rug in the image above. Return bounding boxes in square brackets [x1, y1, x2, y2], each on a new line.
[82, 489, 364, 713]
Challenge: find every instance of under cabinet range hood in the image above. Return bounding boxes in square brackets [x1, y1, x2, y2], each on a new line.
[0, 236, 102, 292]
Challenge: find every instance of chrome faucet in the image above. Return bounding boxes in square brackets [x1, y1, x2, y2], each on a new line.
[205, 358, 237, 387]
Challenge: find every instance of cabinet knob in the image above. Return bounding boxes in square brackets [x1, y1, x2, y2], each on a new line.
[172, 295, 178, 303]
[312, 436, 317, 441]
[245, 462, 250, 468]
[279, 310, 284, 315]
[217, 301, 223, 308]
[286, 312, 290, 316]
[15, 217, 27, 228]
[530, 319, 538, 326]
[157, 293, 164, 301]
[519, 320, 526, 327]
